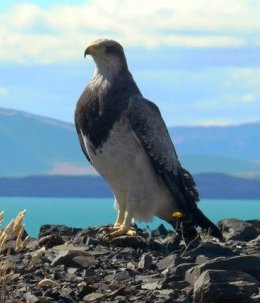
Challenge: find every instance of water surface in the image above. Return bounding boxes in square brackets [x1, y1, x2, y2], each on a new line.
[0, 197, 259, 237]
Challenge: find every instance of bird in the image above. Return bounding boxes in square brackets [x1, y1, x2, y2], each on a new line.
[74, 38, 223, 242]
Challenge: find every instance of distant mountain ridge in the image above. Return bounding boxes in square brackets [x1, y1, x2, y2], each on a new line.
[0, 107, 259, 178]
[1, 174, 260, 199]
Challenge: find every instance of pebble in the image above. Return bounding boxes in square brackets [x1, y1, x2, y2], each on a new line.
[1, 220, 259, 303]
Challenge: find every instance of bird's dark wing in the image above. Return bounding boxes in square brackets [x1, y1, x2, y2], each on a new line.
[74, 119, 91, 164]
[126, 96, 199, 213]
[126, 96, 223, 240]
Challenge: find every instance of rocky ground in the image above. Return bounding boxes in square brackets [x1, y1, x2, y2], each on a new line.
[1, 218, 260, 303]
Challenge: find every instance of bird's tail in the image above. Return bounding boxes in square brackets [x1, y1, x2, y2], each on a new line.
[169, 166, 223, 242]
[193, 207, 223, 241]
[171, 209, 223, 243]
[177, 167, 223, 241]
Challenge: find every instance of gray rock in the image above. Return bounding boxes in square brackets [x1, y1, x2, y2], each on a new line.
[157, 224, 169, 237]
[24, 292, 39, 303]
[186, 241, 236, 259]
[76, 227, 98, 239]
[160, 234, 181, 251]
[5, 220, 260, 303]
[86, 247, 111, 256]
[83, 292, 105, 302]
[186, 255, 260, 284]
[39, 234, 64, 249]
[195, 255, 210, 264]
[85, 236, 102, 246]
[39, 224, 82, 238]
[67, 267, 78, 274]
[147, 238, 163, 250]
[77, 282, 97, 297]
[251, 294, 260, 302]
[126, 261, 136, 270]
[155, 289, 174, 300]
[172, 263, 197, 279]
[247, 235, 260, 246]
[141, 282, 163, 290]
[114, 270, 133, 282]
[138, 253, 153, 270]
[218, 218, 259, 241]
[156, 254, 179, 270]
[193, 269, 259, 303]
[165, 280, 189, 289]
[107, 286, 129, 298]
[111, 235, 146, 249]
[51, 250, 98, 268]
[246, 219, 260, 232]
[135, 273, 165, 285]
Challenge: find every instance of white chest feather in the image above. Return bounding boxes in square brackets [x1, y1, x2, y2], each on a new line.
[80, 115, 176, 222]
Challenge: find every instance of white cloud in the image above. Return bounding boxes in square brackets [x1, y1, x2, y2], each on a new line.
[0, 0, 259, 63]
[49, 162, 98, 175]
[0, 87, 8, 96]
[230, 68, 260, 87]
[199, 118, 232, 126]
[241, 93, 256, 104]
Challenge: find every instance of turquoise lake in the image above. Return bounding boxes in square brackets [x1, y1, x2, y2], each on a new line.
[0, 197, 259, 238]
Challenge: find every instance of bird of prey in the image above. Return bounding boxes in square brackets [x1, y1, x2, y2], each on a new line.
[75, 38, 223, 242]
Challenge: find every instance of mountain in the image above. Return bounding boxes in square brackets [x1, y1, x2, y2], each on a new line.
[0, 107, 260, 177]
[169, 123, 260, 160]
[169, 123, 260, 178]
[0, 107, 88, 176]
[1, 174, 260, 199]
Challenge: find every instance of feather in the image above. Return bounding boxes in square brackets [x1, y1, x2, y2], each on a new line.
[126, 96, 222, 240]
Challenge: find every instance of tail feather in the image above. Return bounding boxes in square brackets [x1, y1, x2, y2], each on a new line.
[170, 167, 223, 241]
[193, 207, 223, 240]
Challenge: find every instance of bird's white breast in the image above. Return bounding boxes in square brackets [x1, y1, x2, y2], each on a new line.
[80, 115, 177, 222]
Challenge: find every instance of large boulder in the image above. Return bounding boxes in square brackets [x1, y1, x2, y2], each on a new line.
[186, 255, 260, 284]
[193, 269, 259, 303]
[185, 241, 237, 259]
[218, 219, 259, 241]
[39, 225, 82, 238]
[51, 250, 98, 268]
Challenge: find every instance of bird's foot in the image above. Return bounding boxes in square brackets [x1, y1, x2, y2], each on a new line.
[103, 224, 137, 239]
[98, 223, 121, 234]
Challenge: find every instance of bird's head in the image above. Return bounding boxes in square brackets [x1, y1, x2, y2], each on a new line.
[84, 39, 128, 79]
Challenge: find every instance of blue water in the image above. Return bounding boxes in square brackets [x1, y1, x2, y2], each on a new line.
[0, 197, 259, 238]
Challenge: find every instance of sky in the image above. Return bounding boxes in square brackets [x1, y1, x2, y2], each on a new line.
[0, 0, 260, 126]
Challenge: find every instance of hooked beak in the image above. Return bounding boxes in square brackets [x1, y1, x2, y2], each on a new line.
[84, 44, 98, 57]
[84, 47, 90, 58]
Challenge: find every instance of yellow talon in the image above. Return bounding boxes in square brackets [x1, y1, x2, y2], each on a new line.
[172, 211, 184, 219]
[126, 230, 137, 236]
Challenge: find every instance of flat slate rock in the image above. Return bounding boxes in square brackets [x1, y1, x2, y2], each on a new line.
[186, 254, 260, 284]
[218, 218, 259, 241]
[138, 252, 153, 270]
[185, 241, 237, 259]
[83, 292, 104, 302]
[193, 269, 259, 303]
[51, 250, 98, 268]
[156, 254, 180, 270]
[39, 224, 82, 238]
[24, 293, 39, 303]
[110, 235, 147, 249]
[39, 234, 64, 248]
[2, 219, 260, 303]
[172, 262, 197, 279]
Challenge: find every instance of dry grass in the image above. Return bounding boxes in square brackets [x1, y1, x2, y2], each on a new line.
[177, 218, 214, 258]
[0, 210, 29, 302]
